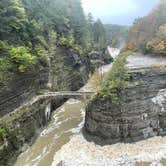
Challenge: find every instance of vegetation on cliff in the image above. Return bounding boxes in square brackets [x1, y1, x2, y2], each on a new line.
[0, 128, 6, 142]
[126, 0, 166, 54]
[88, 51, 131, 106]
[0, 0, 107, 82]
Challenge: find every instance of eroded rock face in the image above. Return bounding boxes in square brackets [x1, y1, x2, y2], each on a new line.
[0, 99, 48, 166]
[0, 44, 112, 117]
[49, 46, 91, 91]
[84, 67, 166, 145]
[0, 68, 49, 117]
[89, 49, 113, 69]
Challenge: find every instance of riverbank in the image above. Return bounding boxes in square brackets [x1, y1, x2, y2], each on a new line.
[14, 51, 166, 166]
[50, 133, 166, 166]
[0, 44, 113, 166]
[14, 49, 116, 166]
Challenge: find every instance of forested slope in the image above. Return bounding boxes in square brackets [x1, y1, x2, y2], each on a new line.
[104, 24, 129, 48]
[0, 0, 107, 74]
[0, 0, 110, 116]
[126, 0, 166, 54]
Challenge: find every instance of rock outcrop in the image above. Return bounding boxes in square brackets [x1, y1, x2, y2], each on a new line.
[0, 45, 111, 117]
[49, 46, 91, 91]
[84, 66, 166, 145]
[0, 95, 65, 166]
[0, 67, 49, 117]
[89, 49, 113, 69]
[0, 44, 112, 165]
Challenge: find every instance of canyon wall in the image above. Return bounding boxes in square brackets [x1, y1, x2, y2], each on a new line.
[0, 45, 111, 165]
[84, 66, 166, 145]
[0, 95, 66, 166]
[0, 45, 111, 117]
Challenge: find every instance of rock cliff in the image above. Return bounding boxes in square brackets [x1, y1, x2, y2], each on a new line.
[84, 57, 166, 145]
[0, 67, 49, 117]
[0, 45, 111, 117]
[0, 45, 111, 165]
[49, 46, 91, 91]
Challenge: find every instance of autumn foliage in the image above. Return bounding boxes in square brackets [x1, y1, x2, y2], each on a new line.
[126, 0, 166, 55]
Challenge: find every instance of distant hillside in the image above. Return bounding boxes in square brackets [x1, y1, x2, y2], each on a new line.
[126, 0, 166, 55]
[104, 24, 129, 48]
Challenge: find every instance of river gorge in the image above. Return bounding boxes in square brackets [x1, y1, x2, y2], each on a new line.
[13, 49, 166, 166]
[1, 1, 166, 166]
[14, 48, 116, 166]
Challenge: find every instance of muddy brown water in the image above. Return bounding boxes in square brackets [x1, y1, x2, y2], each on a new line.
[15, 61, 112, 166]
[15, 51, 166, 166]
[15, 99, 84, 166]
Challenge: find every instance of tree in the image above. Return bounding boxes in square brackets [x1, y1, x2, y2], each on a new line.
[126, 0, 166, 55]
[93, 19, 107, 50]
[0, 0, 28, 44]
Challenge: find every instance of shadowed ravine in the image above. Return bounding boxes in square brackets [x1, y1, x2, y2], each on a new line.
[14, 48, 116, 166]
[15, 50, 166, 166]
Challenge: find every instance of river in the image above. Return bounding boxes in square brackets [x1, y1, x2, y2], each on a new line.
[15, 49, 166, 166]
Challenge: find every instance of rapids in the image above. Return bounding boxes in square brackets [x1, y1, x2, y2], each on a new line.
[15, 49, 166, 166]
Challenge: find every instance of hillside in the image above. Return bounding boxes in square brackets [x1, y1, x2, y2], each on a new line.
[0, 0, 107, 73]
[104, 24, 129, 48]
[0, 0, 112, 116]
[126, 0, 166, 55]
[0, 1, 113, 165]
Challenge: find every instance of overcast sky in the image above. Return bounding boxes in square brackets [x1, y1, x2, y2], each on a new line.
[82, 0, 159, 25]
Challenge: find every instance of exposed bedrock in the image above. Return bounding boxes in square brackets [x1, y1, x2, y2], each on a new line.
[0, 68, 49, 117]
[0, 45, 111, 165]
[84, 67, 166, 145]
[0, 45, 111, 117]
[0, 96, 65, 166]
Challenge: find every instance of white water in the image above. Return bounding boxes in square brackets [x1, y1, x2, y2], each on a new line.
[51, 134, 166, 166]
[107, 46, 120, 59]
[15, 49, 166, 166]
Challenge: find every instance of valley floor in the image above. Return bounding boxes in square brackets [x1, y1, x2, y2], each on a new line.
[15, 52, 166, 166]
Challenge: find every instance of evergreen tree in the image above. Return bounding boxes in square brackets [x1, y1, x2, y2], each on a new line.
[0, 0, 28, 44]
[93, 19, 107, 50]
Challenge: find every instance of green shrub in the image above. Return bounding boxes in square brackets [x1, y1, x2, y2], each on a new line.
[98, 51, 131, 104]
[9, 46, 36, 72]
[0, 41, 9, 50]
[0, 57, 11, 71]
[36, 35, 48, 49]
[58, 35, 84, 55]
[72, 45, 83, 55]
[0, 127, 6, 141]
[59, 35, 69, 46]
[35, 45, 48, 66]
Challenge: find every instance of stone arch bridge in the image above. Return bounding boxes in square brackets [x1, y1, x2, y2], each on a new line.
[41, 91, 94, 100]
[39, 91, 94, 120]
[14, 91, 94, 121]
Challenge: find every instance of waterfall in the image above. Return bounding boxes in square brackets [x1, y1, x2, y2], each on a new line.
[107, 46, 120, 59]
[45, 103, 51, 121]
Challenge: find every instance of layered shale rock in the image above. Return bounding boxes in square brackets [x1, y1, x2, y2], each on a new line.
[0, 44, 111, 117]
[49, 46, 91, 91]
[0, 45, 111, 165]
[0, 95, 66, 166]
[84, 66, 166, 145]
[0, 67, 49, 117]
